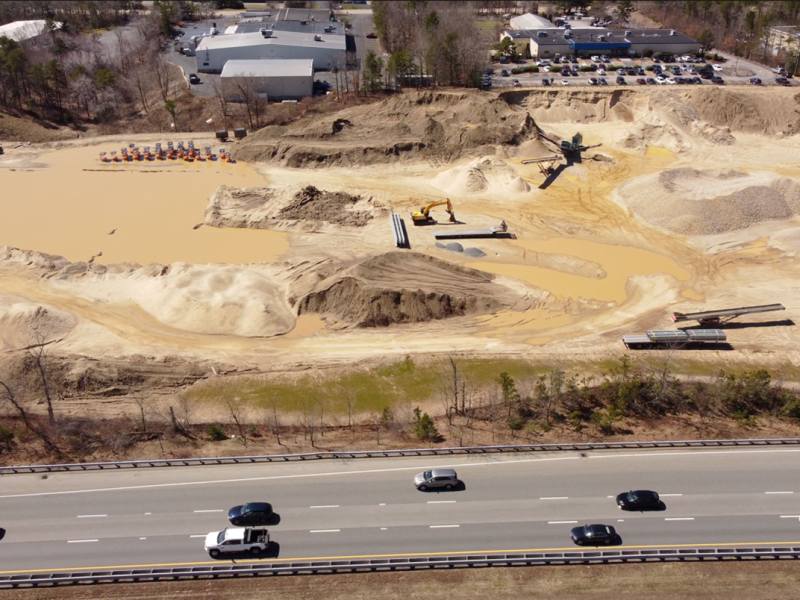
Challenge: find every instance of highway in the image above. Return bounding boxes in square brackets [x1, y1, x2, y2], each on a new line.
[1, 448, 799, 573]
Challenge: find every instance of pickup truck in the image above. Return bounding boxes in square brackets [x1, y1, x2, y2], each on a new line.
[205, 526, 270, 557]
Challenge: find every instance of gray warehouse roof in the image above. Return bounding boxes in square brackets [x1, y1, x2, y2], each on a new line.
[505, 28, 698, 47]
[197, 31, 346, 52]
[220, 59, 314, 78]
[236, 20, 345, 35]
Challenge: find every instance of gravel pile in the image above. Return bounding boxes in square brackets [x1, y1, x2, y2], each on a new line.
[619, 169, 800, 236]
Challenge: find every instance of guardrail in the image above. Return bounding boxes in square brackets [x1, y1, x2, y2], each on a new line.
[2, 437, 798, 475]
[2, 547, 798, 588]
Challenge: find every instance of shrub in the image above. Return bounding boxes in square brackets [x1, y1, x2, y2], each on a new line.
[508, 416, 526, 431]
[0, 424, 14, 447]
[578, 65, 597, 71]
[413, 407, 439, 441]
[205, 423, 228, 441]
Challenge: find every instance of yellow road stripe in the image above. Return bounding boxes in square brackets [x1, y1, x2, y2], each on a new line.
[2, 540, 799, 575]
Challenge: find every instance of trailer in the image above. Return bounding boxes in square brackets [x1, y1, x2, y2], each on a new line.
[622, 329, 727, 350]
[671, 304, 785, 326]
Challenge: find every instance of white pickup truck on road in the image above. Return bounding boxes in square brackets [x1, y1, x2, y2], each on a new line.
[204, 526, 270, 557]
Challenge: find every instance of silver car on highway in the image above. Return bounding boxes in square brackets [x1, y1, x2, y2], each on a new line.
[414, 468, 459, 490]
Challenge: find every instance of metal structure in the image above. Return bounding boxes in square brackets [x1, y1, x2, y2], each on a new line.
[2, 547, 798, 588]
[622, 329, 726, 349]
[2, 437, 798, 475]
[390, 213, 409, 249]
[433, 221, 511, 240]
[671, 303, 785, 326]
[536, 129, 602, 158]
[520, 154, 562, 176]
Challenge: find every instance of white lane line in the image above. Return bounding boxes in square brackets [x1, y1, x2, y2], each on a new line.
[139, 537, 147, 540]
[67, 539, 98, 543]
[617, 519, 624, 522]
[189, 535, 206, 538]
[6, 448, 800, 499]
[540, 497, 568, 500]
[428, 500, 456, 504]
[380, 527, 387, 530]
[665, 517, 695, 521]
[193, 509, 223, 513]
[77, 514, 107, 518]
[766, 491, 793, 494]
[144, 512, 152, 515]
[780, 515, 800, 518]
[379, 503, 386, 506]
[548, 521, 578, 524]
[607, 496, 614, 498]
[430, 525, 459, 528]
[310, 529, 340, 533]
[311, 505, 340, 508]
[660, 494, 683, 497]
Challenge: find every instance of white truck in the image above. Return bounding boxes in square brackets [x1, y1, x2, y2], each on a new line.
[204, 526, 270, 558]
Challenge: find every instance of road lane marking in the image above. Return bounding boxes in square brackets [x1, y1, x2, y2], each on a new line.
[617, 520, 624, 522]
[548, 521, 578, 524]
[766, 491, 793, 494]
[77, 514, 107, 518]
[660, 494, 683, 497]
[428, 501, 456, 504]
[144, 512, 152, 515]
[139, 537, 146, 540]
[193, 509, 223, 513]
[780, 515, 800, 518]
[7, 540, 800, 574]
[380, 528, 387, 530]
[430, 525, 459, 528]
[540, 497, 568, 500]
[379, 503, 386, 506]
[67, 539, 98, 543]
[665, 517, 695, 521]
[5, 448, 800, 499]
[189, 535, 206, 538]
[310, 529, 340, 533]
[311, 505, 340, 508]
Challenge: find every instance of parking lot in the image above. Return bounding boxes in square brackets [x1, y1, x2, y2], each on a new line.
[487, 53, 795, 89]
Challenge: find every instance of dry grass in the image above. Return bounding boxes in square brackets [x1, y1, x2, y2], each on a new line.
[1, 561, 798, 599]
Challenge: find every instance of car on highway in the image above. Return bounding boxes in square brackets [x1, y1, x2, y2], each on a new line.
[776, 77, 791, 85]
[205, 526, 270, 557]
[570, 524, 621, 546]
[616, 76, 626, 84]
[188, 73, 201, 84]
[749, 77, 762, 85]
[228, 502, 274, 525]
[616, 490, 661, 511]
[414, 468, 459, 491]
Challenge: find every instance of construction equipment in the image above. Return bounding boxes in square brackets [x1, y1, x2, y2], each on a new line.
[537, 128, 602, 158]
[671, 304, 785, 326]
[411, 198, 456, 226]
[623, 329, 727, 350]
[521, 154, 562, 175]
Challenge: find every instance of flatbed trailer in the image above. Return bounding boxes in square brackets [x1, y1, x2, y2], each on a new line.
[623, 329, 726, 350]
[671, 303, 784, 325]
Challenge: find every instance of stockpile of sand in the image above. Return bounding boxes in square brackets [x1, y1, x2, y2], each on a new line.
[296, 252, 530, 327]
[0, 302, 76, 351]
[52, 263, 294, 337]
[431, 156, 531, 195]
[206, 184, 388, 232]
[234, 90, 539, 167]
[616, 168, 800, 235]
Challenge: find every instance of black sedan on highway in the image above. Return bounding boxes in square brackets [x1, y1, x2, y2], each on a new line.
[228, 502, 274, 525]
[570, 524, 621, 546]
[616, 489, 661, 510]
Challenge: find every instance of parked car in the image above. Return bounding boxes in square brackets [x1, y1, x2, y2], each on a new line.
[616, 490, 661, 511]
[749, 77, 762, 85]
[646, 77, 656, 85]
[542, 77, 551, 86]
[228, 502, 274, 525]
[570, 56, 579, 63]
[692, 76, 703, 84]
[560, 78, 570, 85]
[636, 78, 646, 84]
[588, 77, 598, 85]
[313, 80, 332, 91]
[773, 66, 784, 73]
[599, 78, 608, 85]
[512, 78, 522, 87]
[188, 73, 201, 84]
[591, 55, 601, 62]
[652, 56, 661, 63]
[655, 76, 666, 84]
[365, 32, 377, 39]
[626, 68, 636, 76]
[616, 76, 626, 84]
[501, 69, 510, 77]
[665, 76, 676, 84]
[561, 68, 571, 76]
[776, 77, 791, 85]
[712, 63, 723, 71]
[674, 76, 685, 84]
[653, 66, 662, 75]
[414, 468, 459, 491]
[542, 65, 551, 72]
[711, 75, 724, 84]
[596, 68, 607, 76]
[780, 70, 792, 78]
[636, 68, 645, 76]
[571, 524, 621, 546]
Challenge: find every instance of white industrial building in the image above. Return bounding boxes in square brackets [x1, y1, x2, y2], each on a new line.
[0, 19, 62, 42]
[220, 59, 314, 101]
[195, 30, 345, 73]
[509, 13, 554, 30]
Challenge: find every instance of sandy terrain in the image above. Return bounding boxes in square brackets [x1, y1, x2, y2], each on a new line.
[1, 88, 800, 381]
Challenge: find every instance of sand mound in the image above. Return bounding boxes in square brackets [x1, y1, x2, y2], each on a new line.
[296, 252, 527, 327]
[431, 156, 531, 195]
[234, 90, 539, 167]
[53, 263, 294, 337]
[0, 303, 77, 350]
[206, 184, 388, 232]
[616, 168, 800, 235]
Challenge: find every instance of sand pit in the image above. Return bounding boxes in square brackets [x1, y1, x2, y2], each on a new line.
[431, 156, 531, 195]
[0, 302, 76, 350]
[296, 252, 539, 327]
[616, 168, 800, 236]
[206, 184, 388, 232]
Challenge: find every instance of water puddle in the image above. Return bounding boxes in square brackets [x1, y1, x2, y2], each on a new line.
[283, 314, 326, 338]
[0, 144, 289, 265]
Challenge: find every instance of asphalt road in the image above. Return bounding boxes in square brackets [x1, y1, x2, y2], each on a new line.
[1, 448, 799, 573]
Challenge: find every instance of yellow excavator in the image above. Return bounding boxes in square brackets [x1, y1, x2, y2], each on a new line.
[410, 198, 456, 226]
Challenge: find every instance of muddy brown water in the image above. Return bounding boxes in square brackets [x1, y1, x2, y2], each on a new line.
[0, 145, 289, 265]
